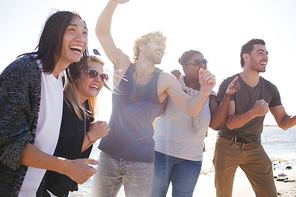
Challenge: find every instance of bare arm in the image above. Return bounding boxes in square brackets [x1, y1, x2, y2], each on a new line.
[270, 105, 296, 130]
[210, 76, 240, 130]
[20, 144, 98, 184]
[95, 0, 131, 76]
[81, 121, 110, 152]
[155, 70, 181, 117]
[159, 69, 216, 117]
[225, 99, 269, 130]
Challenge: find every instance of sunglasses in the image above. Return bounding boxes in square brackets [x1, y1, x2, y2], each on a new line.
[93, 49, 101, 56]
[87, 69, 109, 82]
[185, 59, 208, 67]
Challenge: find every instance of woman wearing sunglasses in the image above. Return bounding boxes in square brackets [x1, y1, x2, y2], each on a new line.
[152, 50, 240, 197]
[42, 55, 110, 197]
[0, 10, 102, 196]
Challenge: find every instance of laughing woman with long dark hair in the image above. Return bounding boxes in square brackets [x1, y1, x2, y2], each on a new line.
[0, 11, 98, 196]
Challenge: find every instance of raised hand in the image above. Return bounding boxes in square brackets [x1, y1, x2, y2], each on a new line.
[88, 120, 110, 141]
[251, 99, 269, 117]
[199, 68, 216, 94]
[65, 159, 99, 184]
[171, 70, 181, 80]
[226, 76, 240, 95]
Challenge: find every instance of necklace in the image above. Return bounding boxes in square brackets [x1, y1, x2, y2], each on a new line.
[51, 70, 60, 79]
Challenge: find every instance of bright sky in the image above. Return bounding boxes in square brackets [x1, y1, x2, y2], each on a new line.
[1, 0, 296, 125]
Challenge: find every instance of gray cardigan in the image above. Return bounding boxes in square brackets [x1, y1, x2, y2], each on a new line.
[0, 55, 41, 196]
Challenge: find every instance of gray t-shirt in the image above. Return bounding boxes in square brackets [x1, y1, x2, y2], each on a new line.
[217, 74, 282, 145]
[99, 64, 162, 163]
[154, 97, 211, 161]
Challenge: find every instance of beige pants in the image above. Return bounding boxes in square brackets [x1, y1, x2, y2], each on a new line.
[213, 136, 277, 197]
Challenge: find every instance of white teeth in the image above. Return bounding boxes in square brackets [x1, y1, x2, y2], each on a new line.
[70, 46, 83, 53]
[70, 46, 83, 50]
[90, 85, 99, 90]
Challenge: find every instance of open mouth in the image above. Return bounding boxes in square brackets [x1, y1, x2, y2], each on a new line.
[70, 45, 83, 54]
[155, 51, 163, 58]
[90, 84, 99, 91]
[260, 61, 267, 66]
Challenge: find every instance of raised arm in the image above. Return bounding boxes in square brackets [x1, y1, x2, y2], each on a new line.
[159, 68, 216, 117]
[270, 105, 296, 130]
[210, 76, 240, 130]
[95, 0, 131, 79]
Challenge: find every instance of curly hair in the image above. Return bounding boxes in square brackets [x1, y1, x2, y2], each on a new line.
[132, 31, 167, 62]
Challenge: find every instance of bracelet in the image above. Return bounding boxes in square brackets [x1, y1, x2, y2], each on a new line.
[85, 132, 93, 145]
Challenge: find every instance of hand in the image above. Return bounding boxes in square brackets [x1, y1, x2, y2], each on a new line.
[171, 70, 181, 80]
[199, 68, 216, 94]
[88, 121, 110, 141]
[65, 159, 99, 184]
[251, 99, 269, 117]
[226, 76, 240, 95]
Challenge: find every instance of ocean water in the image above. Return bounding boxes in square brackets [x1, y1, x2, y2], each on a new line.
[261, 126, 296, 161]
[69, 126, 296, 197]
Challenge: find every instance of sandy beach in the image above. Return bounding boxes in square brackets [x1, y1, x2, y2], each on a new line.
[70, 127, 296, 197]
[69, 159, 296, 197]
[70, 154, 296, 197]
[272, 160, 296, 197]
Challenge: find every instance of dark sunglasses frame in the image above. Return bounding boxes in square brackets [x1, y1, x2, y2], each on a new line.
[87, 69, 109, 82]
[93, 49, 101, 56]
[185, 59, 208, 67]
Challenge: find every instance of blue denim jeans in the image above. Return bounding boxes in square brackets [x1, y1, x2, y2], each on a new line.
[91, 152, 154, 197]
[152, 151, 202, 197]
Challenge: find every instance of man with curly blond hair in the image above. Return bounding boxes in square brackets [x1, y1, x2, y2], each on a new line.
[91, 0, 216, 196]
[132, 31, 167, 63]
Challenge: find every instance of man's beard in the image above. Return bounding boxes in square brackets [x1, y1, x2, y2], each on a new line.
[145, 49, 162, 64]
[250, 58, 266, 73]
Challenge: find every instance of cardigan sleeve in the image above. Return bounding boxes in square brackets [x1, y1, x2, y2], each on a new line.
[0, 57, 41, 170]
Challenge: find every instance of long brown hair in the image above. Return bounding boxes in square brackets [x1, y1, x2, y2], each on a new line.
[20, 11, 88, 75]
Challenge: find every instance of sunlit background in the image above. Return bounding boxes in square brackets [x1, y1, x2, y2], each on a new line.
[1, 0, 296, 125]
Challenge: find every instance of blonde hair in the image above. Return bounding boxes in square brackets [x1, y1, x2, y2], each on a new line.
[132, 31, 167, 62]
[64, 56, 106, 121]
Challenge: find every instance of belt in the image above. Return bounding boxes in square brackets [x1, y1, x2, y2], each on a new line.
[220, 136, 250, 144]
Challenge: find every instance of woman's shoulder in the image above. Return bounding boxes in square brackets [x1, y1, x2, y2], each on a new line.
[2, 55, 40, 77]
[0, 56, 41, 97]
